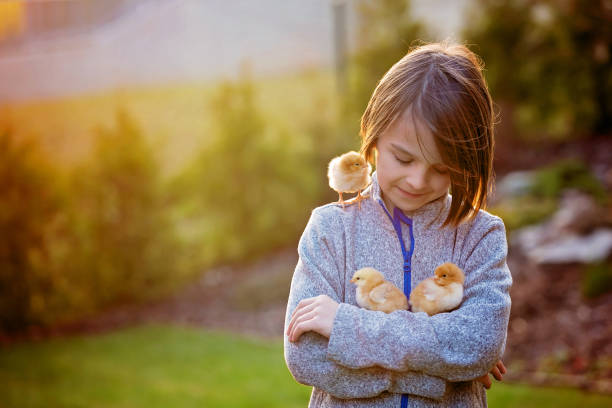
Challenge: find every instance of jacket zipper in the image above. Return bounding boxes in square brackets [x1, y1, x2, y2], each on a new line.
[378, 199, 414, 408]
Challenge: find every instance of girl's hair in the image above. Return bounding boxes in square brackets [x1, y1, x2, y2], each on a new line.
[360, 42, 495, 227]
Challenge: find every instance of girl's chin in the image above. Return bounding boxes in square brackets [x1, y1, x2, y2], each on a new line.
[387, 194, 426, 212]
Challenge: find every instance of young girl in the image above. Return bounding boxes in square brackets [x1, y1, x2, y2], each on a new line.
[284, 43, 512, 407]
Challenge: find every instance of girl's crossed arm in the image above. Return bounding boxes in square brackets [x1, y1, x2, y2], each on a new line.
[284, 211, 449, 400]
[307, 216, 512, 383]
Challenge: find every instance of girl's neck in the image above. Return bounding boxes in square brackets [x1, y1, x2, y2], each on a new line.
[381, 191, 447, 218]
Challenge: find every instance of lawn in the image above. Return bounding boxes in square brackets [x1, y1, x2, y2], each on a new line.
[1, 324, 610, 407]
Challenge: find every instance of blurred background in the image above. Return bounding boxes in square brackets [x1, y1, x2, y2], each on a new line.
[0, 0, 611, 407]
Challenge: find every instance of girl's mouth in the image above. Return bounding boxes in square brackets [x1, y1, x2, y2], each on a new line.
[396, 186, 425, 198]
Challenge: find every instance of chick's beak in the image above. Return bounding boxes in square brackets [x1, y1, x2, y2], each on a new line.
[350, 277, 357, 283]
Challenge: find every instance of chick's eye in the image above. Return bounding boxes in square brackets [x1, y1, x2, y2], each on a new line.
[356, 277, 360, 280]
[442, 274, 447, 278]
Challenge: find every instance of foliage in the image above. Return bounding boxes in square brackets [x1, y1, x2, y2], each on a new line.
[0, 132, 64, 331]
[464, 0, 612, 139]
[530, 159, 608, 203]
[171, 77, 323, 266]
[488, 195, 558, 233]
[0, 71, 348, 330]
[490, 159, 607, 232]
[582, 261, 612, 299]
[0, 112, 188, 331]
[1, 324, 612, 407]
[67, 111, 185, 308]
[340, 0, 432, 136]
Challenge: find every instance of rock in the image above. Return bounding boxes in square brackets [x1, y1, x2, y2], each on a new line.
[549, 189, 608, 234]
[520, 228, 612, 264]
[492, 170, 535, 203]
[510, 187, 612, 264]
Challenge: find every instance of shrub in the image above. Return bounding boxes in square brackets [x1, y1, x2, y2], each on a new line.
[171, 78, 322, 266]
[0, 131, 65, 330]
[341, 0, 431, 135]
[464, 0, 612, 139]
[67, 111, 185, 307]
[530, 159, 608, 203]
[582, 261, 612, 299]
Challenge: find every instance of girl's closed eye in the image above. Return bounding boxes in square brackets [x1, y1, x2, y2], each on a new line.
[394, 155, 413, 165]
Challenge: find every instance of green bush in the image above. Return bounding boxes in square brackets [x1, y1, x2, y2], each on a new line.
[464, 0, 612, 139]
[530, 159, 608, 203]
[1, 110, 190, 331]
[0, 132, 65, 331]
[66, 111, 185, 308]
[489, 195, 558, 233]
[341, 0, 431, 135]
[171, 78, 324, 266]
[582, 261, 612, 299]
[491, 159, 608, 232]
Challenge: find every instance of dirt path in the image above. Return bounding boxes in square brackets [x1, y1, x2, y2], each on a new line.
[31, 247, 298, 340]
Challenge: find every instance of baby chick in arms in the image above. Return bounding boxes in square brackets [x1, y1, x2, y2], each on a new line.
[328, 151, 372, 209]
[350, 263, 465, 316]
[409, 262, 465, 316]
[351, 268, 408, 313]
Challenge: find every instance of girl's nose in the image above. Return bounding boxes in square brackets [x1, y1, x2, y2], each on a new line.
[406, 165, 428, 191]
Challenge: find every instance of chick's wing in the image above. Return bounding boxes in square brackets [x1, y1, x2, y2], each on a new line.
[368, 282, 399, 304]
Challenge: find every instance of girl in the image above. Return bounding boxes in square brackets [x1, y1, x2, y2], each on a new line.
[284, 43, 512, 407]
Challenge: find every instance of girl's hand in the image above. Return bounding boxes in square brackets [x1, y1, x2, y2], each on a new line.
[476, 360, 507, 389]
[287, 295, 339, 342]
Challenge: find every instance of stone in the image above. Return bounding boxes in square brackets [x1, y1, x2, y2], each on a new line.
[522, 229, 612, 264]
[492, 171, 534, 203]
[549, 189, 607, 234]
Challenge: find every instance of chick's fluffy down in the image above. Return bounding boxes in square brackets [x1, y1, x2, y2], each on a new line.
[351, 267, 408, 313]
[327, 151, 371, 193]
[366, 282, 409, 313]
[409, 263, 465, 316]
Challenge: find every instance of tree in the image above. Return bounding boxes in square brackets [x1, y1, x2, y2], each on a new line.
[464, 0, 612, 139]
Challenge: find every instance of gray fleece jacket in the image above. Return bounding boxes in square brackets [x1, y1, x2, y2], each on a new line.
[283, 172, 512, 407]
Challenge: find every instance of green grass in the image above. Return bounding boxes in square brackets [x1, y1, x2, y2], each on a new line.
[488, 383, 612, 408]
[0, 325, 311, 408]
[1, 324, 610, 407]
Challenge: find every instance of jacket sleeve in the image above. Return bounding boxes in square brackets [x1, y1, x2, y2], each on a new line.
[284, 209, 448, 400]
[325, 216, 513, 382]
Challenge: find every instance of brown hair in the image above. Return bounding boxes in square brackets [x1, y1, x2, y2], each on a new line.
[360, 42, 495, 226]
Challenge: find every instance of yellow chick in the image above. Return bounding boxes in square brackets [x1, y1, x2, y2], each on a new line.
[350, 267, 408, 313]
[409, 263, 465, 316]
[327, 151, 372, 209]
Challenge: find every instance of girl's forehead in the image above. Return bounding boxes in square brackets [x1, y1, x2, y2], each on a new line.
[383, 109, 442, 164]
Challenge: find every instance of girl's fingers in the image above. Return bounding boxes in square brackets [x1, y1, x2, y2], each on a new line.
[476, 374, 492, 389]
[491, 366, 502, 381]
[497, 360, 507, 375]
[294, 297, 317, 312]
[287, 302, 318, 335]
[289, 313, 317, 342]
[288, 310, 317, 341]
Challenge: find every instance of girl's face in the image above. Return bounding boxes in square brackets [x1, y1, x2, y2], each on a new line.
[375, 109, 451, 214]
